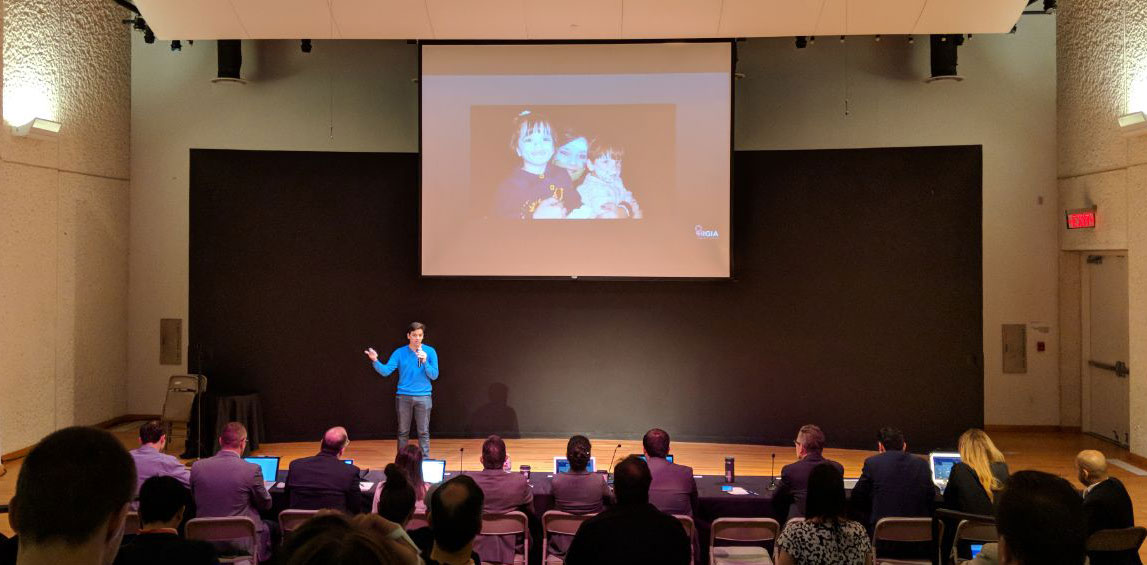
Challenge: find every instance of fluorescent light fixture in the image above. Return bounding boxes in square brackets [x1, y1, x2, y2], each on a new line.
[11, 117, 61, 139]
[1118, 111, 1147, 137]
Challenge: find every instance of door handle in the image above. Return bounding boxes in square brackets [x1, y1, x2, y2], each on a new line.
[1088, 360, 1130, 378]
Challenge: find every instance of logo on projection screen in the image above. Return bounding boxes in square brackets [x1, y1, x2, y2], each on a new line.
[695, 225, 720, 239]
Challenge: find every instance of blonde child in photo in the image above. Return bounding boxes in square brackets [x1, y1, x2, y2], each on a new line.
[567, 143, 643, 219]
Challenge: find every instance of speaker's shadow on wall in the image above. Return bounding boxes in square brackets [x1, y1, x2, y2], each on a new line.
[467, 383, 520, 438]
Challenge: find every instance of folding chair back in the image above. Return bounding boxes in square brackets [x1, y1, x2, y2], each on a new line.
[674, 515, 697, 565]
[278, 509, 319, 535]
[541, 511, 596, 564]
[186, 516, 258, 564]
[1087, 527, 1147, 552]
[123, 511, 141, 536]
[871, 517, 934, 565]
[480, 511, 529, 565]
[709, 517, 779, 565]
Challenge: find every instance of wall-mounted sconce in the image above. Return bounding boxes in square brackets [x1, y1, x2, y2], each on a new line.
[11, 117, 61, 139]
[1118, 111, 1147, 137]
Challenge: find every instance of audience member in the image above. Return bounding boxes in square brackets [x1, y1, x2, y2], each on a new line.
[8, 427, 136, 565]
[969, 470, 1086, 565]
[776, 463, 873, 565]
[642, 428, 697, 517]
[548, 435, 612, 557]
[850, 427, 935, 529]
[469, 435, 533, 564]
[376, 464, 417, 526]
[114, 476, 218, 565]
[775, 424, 845, 520]
[129, 421, 191, 502]
[1076, 450, 1141, 565]
[279, 512, 421, 565]
[426, 475, 485, 565]
[940, 428, 1009, 562]
[374, 445, 429, 514]
[285, 426, 362, 513]
[190, 422, 273, 561]
[564, 456, 690, 565]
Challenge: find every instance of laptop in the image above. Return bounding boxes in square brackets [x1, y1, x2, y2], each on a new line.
[633, 454, 674, 464]
[244, 456, 280, 490]
[929, 451, 962, 490]
[342, 459, 354, 465]
[554, 456, 596, 473]
[422, 459, 447, 484]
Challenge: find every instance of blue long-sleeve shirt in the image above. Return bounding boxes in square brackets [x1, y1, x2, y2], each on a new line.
[372, 345, 439, 396]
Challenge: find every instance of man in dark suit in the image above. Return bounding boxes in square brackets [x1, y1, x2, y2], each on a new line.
[642, 428, 698, 517]
[1077, 450, 1142, 565]
[284, 426, 362, 513]
[469, 435, 534, 564]
[114, 476, 218, 565]
[565, 456, 690, 565]
[190, 422, 273, 562]
[775, 424, 844, 520]
[850, 427, 936, 529]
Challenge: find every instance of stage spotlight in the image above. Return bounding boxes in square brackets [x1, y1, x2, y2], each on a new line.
[908, 35, 915, 44]
[144, 27, 155, 44]
[839, 35, 846, 43]
[301, 39, 312, 53]
[795, 36, 807, 49]
[927, 34, 965, 82]
[170, 40, 181, 52]
[212, 40, 246, 84]
[809, 36, 816, 44]
[874, 35, 881, 42]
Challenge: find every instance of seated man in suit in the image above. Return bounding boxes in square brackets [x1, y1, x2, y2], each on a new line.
[285, 426, 362, 513]
[850, 427, 936, 530]
[8, 427, 136, 565]
[131, 421, 191, 491]
[114, 476, 218, 565]
[642, 428, 697, 517]
[469, 435, 534, 565]
[1076, 450, 1141, 565]
[190, 422, 273, 562]
[775, 424, 844, 520]
[565, 456, 690, 565]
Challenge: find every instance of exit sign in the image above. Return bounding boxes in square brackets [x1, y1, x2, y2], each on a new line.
[1066, 207, 1096, 229]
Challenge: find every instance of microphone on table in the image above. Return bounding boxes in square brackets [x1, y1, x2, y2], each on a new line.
[459, 447, 465, 475]
[767, 453, 778, 490]
[608, 443, 622, 470]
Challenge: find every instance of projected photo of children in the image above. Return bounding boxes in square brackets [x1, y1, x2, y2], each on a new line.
[471, 104, 676, 220]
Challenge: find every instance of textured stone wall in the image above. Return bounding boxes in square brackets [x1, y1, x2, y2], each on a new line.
[0, 0, 130, 453]
[1058, 0, 1147, 453]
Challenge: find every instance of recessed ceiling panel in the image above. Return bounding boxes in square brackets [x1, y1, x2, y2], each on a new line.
[623, 0, 722, 38]
[913, 0, 1026, 34]
[845, 0, 926, 36]
[333, 0, 433, 39]
[231, 0, 335, 39]
[135, 0, 249, 39]
[524, 0, 621, 39]
[427, 0, 526, 39]
[718, 0, 823, 38]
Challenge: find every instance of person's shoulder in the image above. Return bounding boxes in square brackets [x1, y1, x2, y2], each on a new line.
[422, 344, 437, 353]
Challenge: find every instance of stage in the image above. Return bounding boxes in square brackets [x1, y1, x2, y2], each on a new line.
[2, 429, 1146, 560]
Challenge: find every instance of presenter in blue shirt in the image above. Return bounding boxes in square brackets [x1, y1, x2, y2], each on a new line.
[364, 322, 439, 457]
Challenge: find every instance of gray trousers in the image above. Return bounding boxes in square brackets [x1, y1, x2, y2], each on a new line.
[396, 394, 432, 456]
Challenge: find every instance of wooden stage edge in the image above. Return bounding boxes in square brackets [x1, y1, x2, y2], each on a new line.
[3, 424, 1147, 561]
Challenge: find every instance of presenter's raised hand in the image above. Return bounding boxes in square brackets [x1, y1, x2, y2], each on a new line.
[364, 347, 379, 362]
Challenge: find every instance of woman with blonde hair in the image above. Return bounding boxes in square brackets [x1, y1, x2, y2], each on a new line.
[940, 428, 1009, 563]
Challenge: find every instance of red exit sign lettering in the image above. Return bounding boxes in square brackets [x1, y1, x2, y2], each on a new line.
[1065, 208, 1096, 230]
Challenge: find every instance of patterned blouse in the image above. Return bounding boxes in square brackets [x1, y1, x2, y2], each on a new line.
[776, 518, 872, 565]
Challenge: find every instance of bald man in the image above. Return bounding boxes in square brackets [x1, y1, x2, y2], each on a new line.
[285, 426, 363, 513]
[1076, 450, 1141, 565]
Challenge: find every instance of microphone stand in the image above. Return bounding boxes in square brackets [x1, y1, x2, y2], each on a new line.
[767, 453, 777, 490]
[459, 447, 465, 475]
[608, 443, 622, 472]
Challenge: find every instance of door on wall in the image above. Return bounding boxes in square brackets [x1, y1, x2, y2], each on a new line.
[1085, 254, 1130, 446]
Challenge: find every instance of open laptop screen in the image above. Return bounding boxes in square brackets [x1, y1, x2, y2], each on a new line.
[554, 456, 596, 473]
[929, 452, 961, 487]
[243, 456, 280, 482]
[422, 459, 447, 484]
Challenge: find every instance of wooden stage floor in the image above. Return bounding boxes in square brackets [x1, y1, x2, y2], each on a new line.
[3, 429, 1146, 559]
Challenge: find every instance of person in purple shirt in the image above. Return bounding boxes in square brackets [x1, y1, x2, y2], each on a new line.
[775, 424, 845, 522]
[642, 428, 698, 517]
[129, 421, 191, 508]
[189, 422, 273, 561]
[365, 321, 440, 457]
[470, 435, 534, 564]
[549, 435, 613, 557]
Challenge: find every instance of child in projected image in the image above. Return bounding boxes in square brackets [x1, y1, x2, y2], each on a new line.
[566, 142, 642, 219]
[494, 111, 579, 219]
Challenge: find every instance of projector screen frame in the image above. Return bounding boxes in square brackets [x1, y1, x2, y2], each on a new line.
[417, 38, 737, 282]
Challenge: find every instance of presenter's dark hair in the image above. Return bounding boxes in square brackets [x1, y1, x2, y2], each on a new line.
[408, 322, 426, 333]
[642, 428, 670, 458]
[996, 471, 1086, 565]
[10, 426, 136, 545]
[429, 475, 484, 553]
[805, 463, 846, 521]
[877, 427, 906, 451]
[138, 475, 189, 525]
[613, 456, 652, 505]
[139, 420, 166, 444]
[395, 444, 425, 499]
[377, 464, 416, 525]
[566, 435, 592, 472]
[481, 434, 507, 469]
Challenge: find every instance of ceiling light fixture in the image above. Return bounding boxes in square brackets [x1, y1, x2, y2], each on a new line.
[1118, 112, 1147, 136]
[11, 117, 62, 139]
